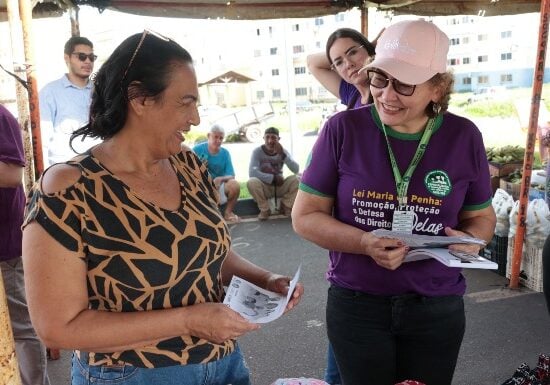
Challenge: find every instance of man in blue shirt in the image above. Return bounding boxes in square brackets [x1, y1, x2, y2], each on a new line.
[193, 124, 241, 223]
[39, 36, 99, 167]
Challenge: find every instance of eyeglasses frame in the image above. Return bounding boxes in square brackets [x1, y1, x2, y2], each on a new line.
[330, 45, 365, 71]
[366, 69, 417, 96]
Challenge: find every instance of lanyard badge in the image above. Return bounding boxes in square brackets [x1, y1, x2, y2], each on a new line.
[381, 118, 436, 234]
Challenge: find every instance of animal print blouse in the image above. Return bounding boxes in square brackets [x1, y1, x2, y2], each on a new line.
[23, 149, 235, 368]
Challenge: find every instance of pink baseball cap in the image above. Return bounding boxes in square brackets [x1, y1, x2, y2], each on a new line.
[362, 19, 449, 85]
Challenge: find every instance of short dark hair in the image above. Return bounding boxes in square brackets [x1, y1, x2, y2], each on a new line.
[64, 36, 93, 55]
[325, 28, 375, 65]
[71, 32, 193, 148]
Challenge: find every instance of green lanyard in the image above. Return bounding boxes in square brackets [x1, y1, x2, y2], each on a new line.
[381, 118, 436, 209]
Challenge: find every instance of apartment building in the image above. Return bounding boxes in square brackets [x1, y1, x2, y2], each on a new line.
[0, 8, 547, 108]
[242, 10, 548, 104]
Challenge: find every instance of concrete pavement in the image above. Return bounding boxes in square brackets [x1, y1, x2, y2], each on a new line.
[45, 217, 549, 384]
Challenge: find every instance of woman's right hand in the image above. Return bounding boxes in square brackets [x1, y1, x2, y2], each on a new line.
[360, 232, 409, 270]
[183, 303, 260, 344]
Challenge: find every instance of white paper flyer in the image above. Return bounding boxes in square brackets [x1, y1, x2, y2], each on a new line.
[223, 265, 301, 323]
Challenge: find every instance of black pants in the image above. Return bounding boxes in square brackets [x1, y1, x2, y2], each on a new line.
[326, 285, 465, 385]
[543, 235, 550, 315]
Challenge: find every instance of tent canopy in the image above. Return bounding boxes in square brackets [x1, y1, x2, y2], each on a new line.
[0, 0, 543, 21]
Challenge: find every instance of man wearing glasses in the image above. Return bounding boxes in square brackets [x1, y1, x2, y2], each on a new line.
[39, 36, 99, 167]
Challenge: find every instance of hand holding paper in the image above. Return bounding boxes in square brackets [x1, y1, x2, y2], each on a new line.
[223, 265, 302, 323]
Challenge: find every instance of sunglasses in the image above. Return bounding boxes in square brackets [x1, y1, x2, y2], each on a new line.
[367, 70, 416, 96]
[72, 52, 97, 62]
[121, 29, 171, 83]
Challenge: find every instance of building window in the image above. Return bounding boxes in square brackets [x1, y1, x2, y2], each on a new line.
[294, 66, 306, 75]
[253, 49, 261, 57]
[269, 26, 273, 36]
[292, 24, 300, 31]
[478, 34, 488, 41]
[462, 37, 470, 44]
[270, 47, 278, 55]
[293, 45, 305, 54]
[501, 74, 513, 83]
[315, 18, 324, 26]
[316, 41, 321, 49]
[256, 90, 264, 100]
[335, 13, 344, 22]
[256, 28, 260, 36]
[450, 38, 460, 45]
[295, 87, 307, 96]
[478, 55, 488, 63]
[501, 30, 512, 38]
[462, 77, 472, 85]
[449, 58, 460, 65]
[501, 52, 512, 60]
[463, 57, 470, 64]
[272, 89, 281, 98]
[272, 69, 279, 76]
[478, 75, 489, 84]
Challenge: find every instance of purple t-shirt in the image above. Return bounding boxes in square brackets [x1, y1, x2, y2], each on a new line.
[0, 105, 25, 261]
[339, 80, 366, 109]
[301, 106, 492, 296]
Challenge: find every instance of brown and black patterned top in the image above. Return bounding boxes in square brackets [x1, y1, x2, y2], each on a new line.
[23, 149, 235, 368]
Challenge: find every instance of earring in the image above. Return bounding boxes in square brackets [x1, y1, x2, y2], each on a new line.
[432, 102, 442, 115]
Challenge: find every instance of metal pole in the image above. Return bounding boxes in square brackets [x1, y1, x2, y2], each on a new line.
[361, 3, 368, 36]
[19, 0, 44, 180]
[510, 0, 550, 289]
[69, 6, 80, 37]
[6, 0, 35, 192]
[0, 272, 22, 385]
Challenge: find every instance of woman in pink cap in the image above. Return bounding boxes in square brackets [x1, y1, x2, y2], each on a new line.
[293, 19, 496, 385]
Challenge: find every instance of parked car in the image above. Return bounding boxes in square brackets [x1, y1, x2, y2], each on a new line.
[467, 86, 508, 103]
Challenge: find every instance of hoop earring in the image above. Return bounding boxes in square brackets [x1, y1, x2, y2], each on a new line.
[432, 102, 442, 115]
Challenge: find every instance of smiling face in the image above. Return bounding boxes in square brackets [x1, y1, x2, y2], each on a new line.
[370, 69, 441, 134]
[65, 44, 95, 80]
[328, 37, 371, 85]
[144, 62, 200, 157]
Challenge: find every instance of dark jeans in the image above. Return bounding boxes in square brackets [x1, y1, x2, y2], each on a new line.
[326, 285, 465, 385]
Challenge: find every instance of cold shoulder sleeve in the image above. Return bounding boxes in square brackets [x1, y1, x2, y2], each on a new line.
[23, 172, 87, 258]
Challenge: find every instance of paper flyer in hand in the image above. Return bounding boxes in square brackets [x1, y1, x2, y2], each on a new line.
[404, 248, 497, 269]
[372, 229, 487, 249]
[372, 229, 496, 269]
[223, 265, 301, 324]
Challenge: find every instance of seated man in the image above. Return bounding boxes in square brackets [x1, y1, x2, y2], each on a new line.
[247, 127, 299, 221]
[193, 124, 241, 223]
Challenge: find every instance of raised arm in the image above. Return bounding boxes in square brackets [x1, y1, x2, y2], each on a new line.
[249, 147, 274, 184]
[307, 52, 342, 99]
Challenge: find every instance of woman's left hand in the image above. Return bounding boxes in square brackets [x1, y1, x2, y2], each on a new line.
[265, 274, 304, 312]
[444, 227, 483, 254]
